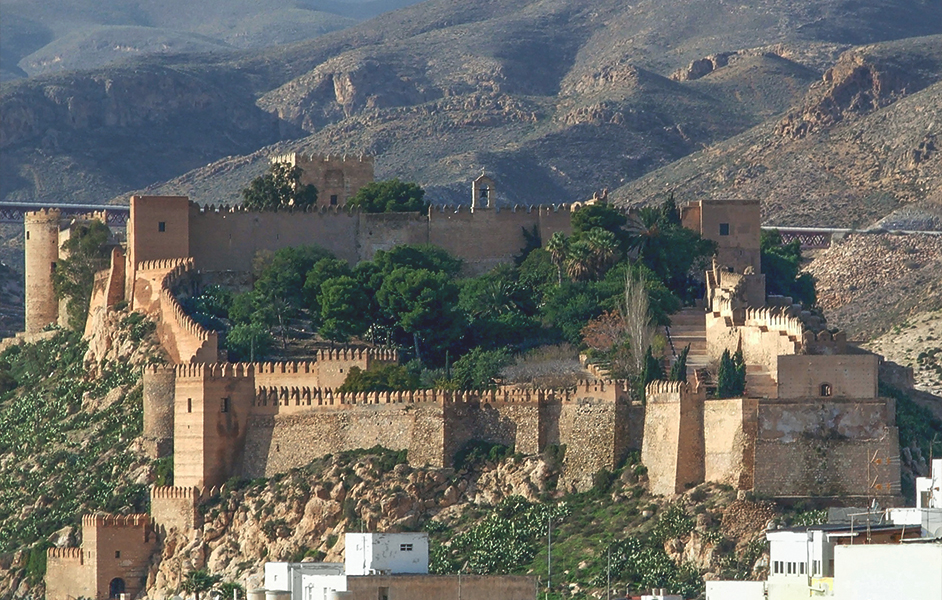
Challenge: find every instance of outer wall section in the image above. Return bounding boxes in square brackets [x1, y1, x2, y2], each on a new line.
[24, 209, 61, 333]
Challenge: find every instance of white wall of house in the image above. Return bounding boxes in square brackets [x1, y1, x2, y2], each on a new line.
[705, 581, 765, 600]
[344, 532, 429, 576]
[833, 543, 942, 600]
[766, 529, 831, 580]
[916, 459, 942, 509]
[264, 563, 345, 599]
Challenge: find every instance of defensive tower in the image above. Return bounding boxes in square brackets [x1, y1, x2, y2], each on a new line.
[24, 208, 61, 333]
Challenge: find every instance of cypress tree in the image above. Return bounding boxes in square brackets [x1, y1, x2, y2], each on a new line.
[669, 344, 690, 382]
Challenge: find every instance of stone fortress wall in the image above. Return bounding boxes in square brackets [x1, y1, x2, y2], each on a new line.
[35, 159, 904, 598]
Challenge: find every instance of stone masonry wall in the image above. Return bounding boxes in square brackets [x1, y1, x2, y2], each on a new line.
[703, 398, 754, 489]
[752, 397, 900, 499]
[45, 548, 90, 600]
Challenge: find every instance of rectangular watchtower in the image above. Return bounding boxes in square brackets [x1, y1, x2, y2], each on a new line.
[272, 152, 374, 207]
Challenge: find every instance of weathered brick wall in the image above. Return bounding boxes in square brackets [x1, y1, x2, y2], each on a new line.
[45, 548, 91, 600]
[241, 403, 444, 477]
[557, 398, 623, 492]
[150, 486, 202, 532]
[703, 398, 751, 489]
[777, 354, 878, 399]
[273, 153, 374, 207]
[752, 397, 900, 498]
[642, 381, 705, 496]
[82, 514, 155, 600]
[443, 400, 542, 465]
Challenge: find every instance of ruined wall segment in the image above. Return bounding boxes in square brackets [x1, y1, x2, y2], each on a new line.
[24, 208, 61, 333]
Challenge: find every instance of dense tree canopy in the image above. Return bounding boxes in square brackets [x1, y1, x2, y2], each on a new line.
[347, 179, 428, 213]
[52, 220, 111, 330]
[761, 229, 816, 307]
[241, 162, 318, 210]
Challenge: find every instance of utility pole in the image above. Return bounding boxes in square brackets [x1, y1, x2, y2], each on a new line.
[547, 514, 552, 600]
[606, 545, 611, 600]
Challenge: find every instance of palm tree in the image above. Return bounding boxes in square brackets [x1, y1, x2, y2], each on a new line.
[182, 569, 222, 600]
[584, 227, 619, 277]
[546, 232, 569, 284]
[565, 240, 594, 282]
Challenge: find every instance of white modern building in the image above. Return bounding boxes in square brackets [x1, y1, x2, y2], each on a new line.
[832, 541, 942, 600]
[261, 532, 535, 600]
[887, 458, 942, 537]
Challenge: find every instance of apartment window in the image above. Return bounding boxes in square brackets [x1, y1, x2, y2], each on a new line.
[158, 221, 166, 232]
[25, 232, 29, 240]
[221, 397, 230, 413]
[330, 194, 339, 206]
[115, 550, 121, 558]
[799, 562, 805, 575]
[719, 223, 730, 236]
[820, 383, 833, 397]
[400, 543, 413, 551]
[187, 398, 193, 413]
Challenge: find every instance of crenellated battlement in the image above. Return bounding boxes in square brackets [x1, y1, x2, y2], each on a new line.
[192, 201, 359, 215]
[82, 513, 150, 528]
[645, 380, 690, 397]
[272, 152, 374, 166]
[47, 547, 83, 560]
[150, 485, 201, 500]
[743, 305, 805, 342]
[430, 203, 580, 215]
[24, 208, 62, 222]
[137, 257, 192, 272]
[175, 362, 253, 380]
[315, 347, 397, 363]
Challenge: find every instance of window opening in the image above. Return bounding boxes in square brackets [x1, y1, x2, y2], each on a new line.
[820, 383, 833, 397]
[719, 223, 730, 236]
[187, 398, 193, 413]
[330, 194, 338, 205]
[158, 221, 166, 232]
[221, 397, 230, 413]
[400, 543, 413, 551]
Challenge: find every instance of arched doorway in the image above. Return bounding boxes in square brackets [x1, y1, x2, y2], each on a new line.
[109, 578, 126, 598]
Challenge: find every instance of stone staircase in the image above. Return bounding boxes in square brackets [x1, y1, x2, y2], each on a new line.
[746, 364, 778, 398]
[665, 308, 711, 381]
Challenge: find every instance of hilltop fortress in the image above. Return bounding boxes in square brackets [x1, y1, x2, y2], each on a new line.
[21, 155, 901, 599]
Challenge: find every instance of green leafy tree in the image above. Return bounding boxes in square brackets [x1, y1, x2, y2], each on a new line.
[225, 322, 275, 362]
[241, 162, 318, 210]
[337, 364, 419, 393]
[716, 348, 746, 398]
[348, 179, 428, 213]
[318, 276, 372, 342]
[303, 258, 352, 317]
[376, 267, 465, 363]
[181, 569, 222, 600]
[571, 203, 628, 238]
[448, 347, 513, 389]
[52, 221, 111, 330]
[216, 582, 245, 600]
[761, 229, 817, 307]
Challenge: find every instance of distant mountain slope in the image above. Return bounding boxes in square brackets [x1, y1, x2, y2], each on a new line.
[2, 0, 940, 210]
[0, 0, 419, 80]
[611, 36, 942, 228]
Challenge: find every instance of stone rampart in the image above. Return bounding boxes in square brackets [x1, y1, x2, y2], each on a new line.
[45, 547, 89, 600]
[143, 365, 175, 458]
[642, 381, 705, 495]
[272, 152, 375, 207]
[150, 486, 203, 532]
[752, 397, 900, 499]
[703, 397, 757, 490]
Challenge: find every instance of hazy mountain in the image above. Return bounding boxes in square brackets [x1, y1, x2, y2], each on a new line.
[0, 0, 421, 81]
[1, 0, 940, 222]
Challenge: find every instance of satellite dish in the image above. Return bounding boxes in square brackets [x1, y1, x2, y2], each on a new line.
[932, 525, 942, 538]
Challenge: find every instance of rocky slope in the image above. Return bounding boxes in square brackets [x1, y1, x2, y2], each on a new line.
[3, 0, 941, 211]
[804, 232, 942, 340]
[614, 36, 942, 227]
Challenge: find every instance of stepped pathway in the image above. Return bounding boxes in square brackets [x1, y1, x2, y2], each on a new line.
[665, 308, 711, 381]
[746, 364, 778, 398]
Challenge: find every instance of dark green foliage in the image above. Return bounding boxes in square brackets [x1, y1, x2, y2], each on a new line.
[717, 348, 746, 398]
[448, 347, 513, 389]
[180, 285, 231, 332]
[337, 365, 420, 393]
[153, 456, 173, 487]
[318, 276, 372, 341]
[371, 244, 463, 279]
[241, 162, 317, 211]
[453, 440, 513, 471]
[882, 383, 942, 466]
[760, 229, 817, 307]
[650, 503, 695, 544]
[632, 204, 716, 304]
[669, 344, 690, 382]
[642, 346, 664, 387]
[217, 582, 246, 600]
[303, 258, 353, 319]
[181, 569, 223, 600]
[119, 312, 156, 343]
[348, 179, 428, 213]
[571, 203, 628, 239]
[52, 220, 111, 330]
[24, 543, 48, 584]
[430, 496, 569, 574]
[594, 536, 701, 598]
[225, 322, 275, 362]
